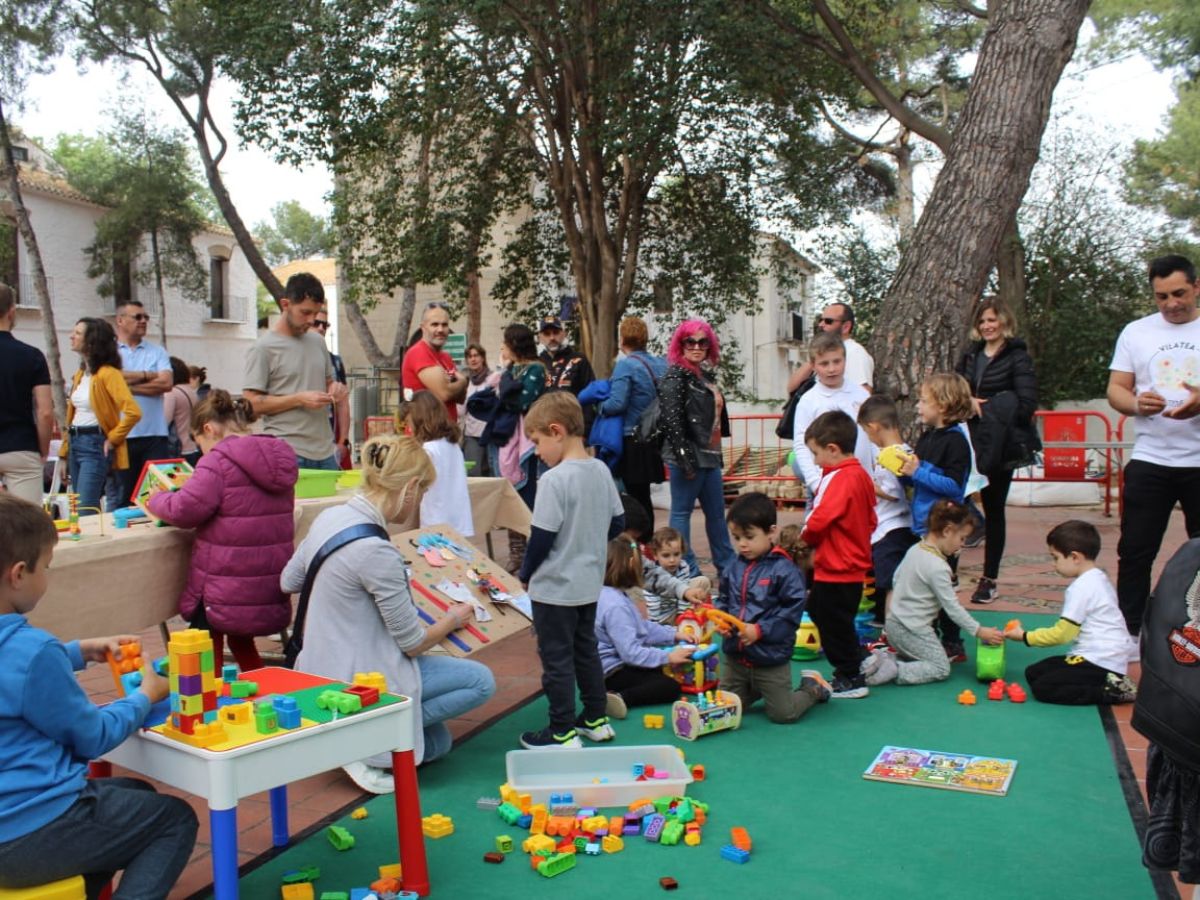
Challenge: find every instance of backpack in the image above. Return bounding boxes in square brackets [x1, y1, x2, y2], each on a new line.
[775, 374, 816, 439]
[629, 355, 662, 445]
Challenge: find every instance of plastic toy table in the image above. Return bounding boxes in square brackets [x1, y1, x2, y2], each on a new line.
[98, 668, 429, 899]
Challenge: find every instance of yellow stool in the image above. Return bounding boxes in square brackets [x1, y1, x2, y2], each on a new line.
[0, 876, 86, 900]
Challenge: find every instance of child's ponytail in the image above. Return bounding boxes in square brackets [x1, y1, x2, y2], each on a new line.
[604, 538, 644, 591]
[190, 389, 257, 437]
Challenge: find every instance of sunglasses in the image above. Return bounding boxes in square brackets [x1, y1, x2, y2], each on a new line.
[313, 320, 330, 330]
[123, 313, 151, 322]
[683, 337, 709, 348]
[819, 316, 842, 326]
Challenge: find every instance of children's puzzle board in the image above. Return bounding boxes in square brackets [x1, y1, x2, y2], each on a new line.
[392, 524, 532, 658]
[131, 458, 194, 517]
[863, 745, 1018, 796]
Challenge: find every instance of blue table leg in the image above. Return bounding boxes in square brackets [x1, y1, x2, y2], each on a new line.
[210, 806, 238, 900]
[269, 785, 289, 847]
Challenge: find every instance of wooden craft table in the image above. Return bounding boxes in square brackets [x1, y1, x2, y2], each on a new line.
[31, 477, 531, 642]
[98, 667, 430, 899]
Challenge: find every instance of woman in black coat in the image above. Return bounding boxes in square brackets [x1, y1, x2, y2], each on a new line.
[956, 297, 1041, 604]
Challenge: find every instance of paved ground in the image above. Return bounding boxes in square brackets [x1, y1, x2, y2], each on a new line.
[74, 499, 1194, 898]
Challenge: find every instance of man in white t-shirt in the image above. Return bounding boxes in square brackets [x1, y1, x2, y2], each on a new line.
[786, 302, 874, 394]
[1107, 254, 1200, 637]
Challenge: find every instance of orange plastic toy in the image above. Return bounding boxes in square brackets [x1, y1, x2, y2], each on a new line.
[957, 689, 977, 705]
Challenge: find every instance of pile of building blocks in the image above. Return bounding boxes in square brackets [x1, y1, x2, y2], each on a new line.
[159, 629, 227, 747]
[721, 826, 752, 864]
[484, 779, 731, 880]
[105, 640, 144, 695]
[986, 679, 1027, 703]
[282, 862, 416, 900]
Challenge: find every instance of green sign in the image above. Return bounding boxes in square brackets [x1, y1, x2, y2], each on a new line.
[444, 333, 467, 366]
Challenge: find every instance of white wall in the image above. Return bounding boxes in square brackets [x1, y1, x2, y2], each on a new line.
[11, 188, 258, 394]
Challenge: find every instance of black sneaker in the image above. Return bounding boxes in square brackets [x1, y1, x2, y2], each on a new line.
[798, 669, 832, 703]
[520, 727, 583, 749]
[943, 641, 967, 663]
[829, 674, 869, 699]
[575, 715, 616, 742]
[964, 514, 986, 549]
[971, 577, 998, 604]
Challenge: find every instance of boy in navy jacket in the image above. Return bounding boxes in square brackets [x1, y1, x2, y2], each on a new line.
[0, 494, 198, 896]
[717, 492, 830, 723]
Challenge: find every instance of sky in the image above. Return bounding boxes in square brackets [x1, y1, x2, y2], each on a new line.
[13, 26, 1179, 235]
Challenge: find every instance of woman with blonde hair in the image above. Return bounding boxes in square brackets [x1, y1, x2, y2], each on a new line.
[61, 317, 141, 514]
[282, 434, 495, 794]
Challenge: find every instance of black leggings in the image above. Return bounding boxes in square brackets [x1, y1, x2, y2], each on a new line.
[605, 665, 682, 708]
[980, 468, 1015, 580]
[1025, 655, 1116, 705]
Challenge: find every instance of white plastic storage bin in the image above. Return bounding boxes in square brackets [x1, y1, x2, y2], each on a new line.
[505, 744, 693, 808]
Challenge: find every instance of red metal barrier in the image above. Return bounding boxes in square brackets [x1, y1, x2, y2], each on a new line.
[725, 409, 1122, 516]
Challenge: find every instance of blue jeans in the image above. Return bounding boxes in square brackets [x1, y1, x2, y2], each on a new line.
[667, 464, 735, 576]
[0, 777, 198, 899]
[68, 431, 111, 516]
[297, 452, 340, 470]
[415, 656, 495, 764]
[105, 435, 171, 511]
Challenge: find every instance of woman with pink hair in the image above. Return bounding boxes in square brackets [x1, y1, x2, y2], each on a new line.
[658, 318, 735, 574]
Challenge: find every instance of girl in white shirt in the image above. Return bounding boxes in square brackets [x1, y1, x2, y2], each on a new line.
[403, 391, 474, 537]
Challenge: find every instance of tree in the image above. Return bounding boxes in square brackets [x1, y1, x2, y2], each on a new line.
[53, 110, 210, 347]
[74, 0, 286, 301]
[0, 0, 69, 421]
[1091, 1, 1200, 234]
[253, 200, 334, 266]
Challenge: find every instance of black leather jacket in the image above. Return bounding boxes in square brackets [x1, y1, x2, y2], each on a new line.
[956, 337, 1041, 473]
[658, 364, 730, 475]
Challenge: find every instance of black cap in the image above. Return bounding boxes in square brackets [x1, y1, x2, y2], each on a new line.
[539, 316, 564, 333]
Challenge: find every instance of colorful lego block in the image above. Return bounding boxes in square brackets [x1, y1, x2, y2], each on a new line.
[495, 835, 514, 853]
[684, 831, 701, 847]
[476, 796, 502, 811]
[690, 764, 706, 781]
[660, 821, 684, 846]
[483, 851, 506, 864]
[421, 813, 454, 839]
[642, 714, 665, 728]
[584, 841, 601, 856]
[501, 783, 519, 804]
[660, 876, 680, 890]
[536, 852, 577, 878]
[229, 681, 258, 699]
[602, 834, 624, 853]
[643, 813, 666, 842]
[350, 807, 368, 820]
[343, 684, 380, 707]
[352, 671, 387, 692]
[377, 863, 403, 880]
[523, 834, 556, 855]
[730, 826, 751, 852]
[255, 709, 279, 734]
[280, 883, 314, 900]
[369, 877, 402, 895]
[326, 825, 355, 851]
[220, 703, 252, 726]
[516, 813, 532, 829]
[281, 865, 321, 884]
[221, 663, 238, 681]
[319, 894, 349, 900]
[496, 802, 521, 825]
[720, 844, 751, 864]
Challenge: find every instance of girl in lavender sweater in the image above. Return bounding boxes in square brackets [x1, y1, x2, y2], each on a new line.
[595, 538, 696, 720]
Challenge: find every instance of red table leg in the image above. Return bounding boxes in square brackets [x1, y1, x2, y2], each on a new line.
[392, 749, 430, 896]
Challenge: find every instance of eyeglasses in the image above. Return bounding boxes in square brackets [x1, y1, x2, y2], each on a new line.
[313, 320, 330, 330]
[683, 337, 709, 348]
[123, 313, 151, 322]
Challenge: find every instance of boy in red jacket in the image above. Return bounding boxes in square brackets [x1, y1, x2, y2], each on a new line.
[800, 410, 878, 698]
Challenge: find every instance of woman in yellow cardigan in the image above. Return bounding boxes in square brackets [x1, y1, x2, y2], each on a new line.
[62, 317, 141, 514]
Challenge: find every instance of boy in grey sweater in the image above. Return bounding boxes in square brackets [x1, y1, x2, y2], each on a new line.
[866, 501, 1004, 686]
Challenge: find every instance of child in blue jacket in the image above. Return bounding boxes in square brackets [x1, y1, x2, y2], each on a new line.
[717, 492, 830, 722]
[0, 494, 198, 896]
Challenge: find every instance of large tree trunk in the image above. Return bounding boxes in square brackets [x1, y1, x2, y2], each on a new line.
[0, 101, 67, 424]
[150, 229, 168, 348]
[894, 134, 915, 243]
[996, 214, 1028, 328]
[870, 0, 1089, 426]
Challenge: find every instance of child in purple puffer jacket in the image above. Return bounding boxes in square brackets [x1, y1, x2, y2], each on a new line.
[147, 389, 297, 673]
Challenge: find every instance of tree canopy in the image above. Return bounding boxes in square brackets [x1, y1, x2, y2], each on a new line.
[253, 201, 335, 266]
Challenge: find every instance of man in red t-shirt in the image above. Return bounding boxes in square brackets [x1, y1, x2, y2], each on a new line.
[401, 302, 466, 420]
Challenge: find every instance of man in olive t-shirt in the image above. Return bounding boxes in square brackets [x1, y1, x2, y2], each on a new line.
[243, 273, 348, 469]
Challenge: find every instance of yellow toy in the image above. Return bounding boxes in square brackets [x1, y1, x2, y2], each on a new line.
[792, 614, 822, 661]
[877, 444, 912, 477]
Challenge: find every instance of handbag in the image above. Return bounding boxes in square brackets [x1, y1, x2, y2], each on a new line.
[629, 355, 662, 444]
[283, 522, 390, 668]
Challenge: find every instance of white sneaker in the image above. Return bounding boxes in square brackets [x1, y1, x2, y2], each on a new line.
[605, 692, 629, 720]
[865, 651, 899, 686]
[575, 715, 616, 742]
[343, 760, 395, 794]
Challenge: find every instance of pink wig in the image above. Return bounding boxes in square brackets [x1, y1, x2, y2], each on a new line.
[666, 318, 720, 372]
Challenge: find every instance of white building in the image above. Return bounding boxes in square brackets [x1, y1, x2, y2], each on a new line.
[1, 133, 258, 394]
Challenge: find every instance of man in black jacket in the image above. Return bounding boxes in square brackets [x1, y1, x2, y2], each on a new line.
[539, 316, 596, 431]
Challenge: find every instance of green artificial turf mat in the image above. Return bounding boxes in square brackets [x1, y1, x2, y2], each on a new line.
[226, 612, 1154, 900]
